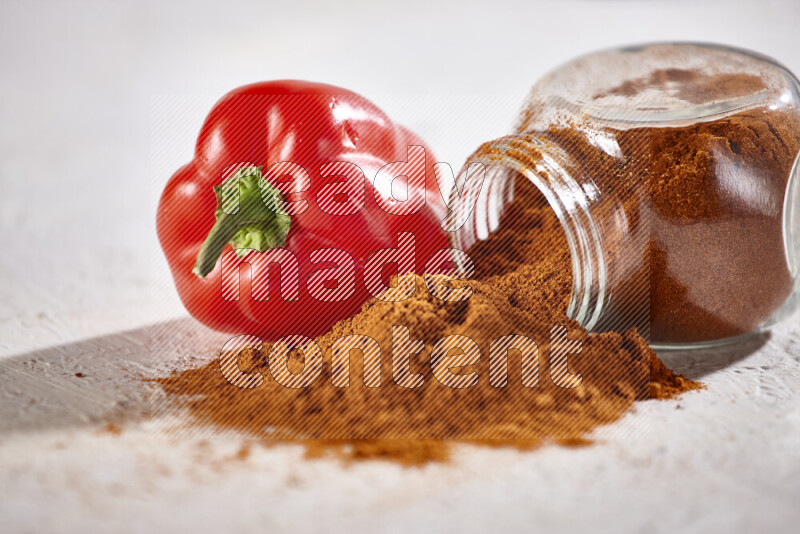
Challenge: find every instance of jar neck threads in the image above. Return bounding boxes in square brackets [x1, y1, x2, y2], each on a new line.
[450, 135, 609, 330]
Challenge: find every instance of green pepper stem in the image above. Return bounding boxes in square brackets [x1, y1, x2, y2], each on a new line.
[193, 212, 241, 277]
[192, 167, 291, 278]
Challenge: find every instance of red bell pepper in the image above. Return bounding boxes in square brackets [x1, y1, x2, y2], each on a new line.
[157, 81, 450, 339]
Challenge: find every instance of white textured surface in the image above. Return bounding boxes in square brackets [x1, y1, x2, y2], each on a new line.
[1, 0, 800, 532]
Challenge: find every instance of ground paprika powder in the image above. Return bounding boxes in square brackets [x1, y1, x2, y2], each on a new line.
[151, 178, 700, 465]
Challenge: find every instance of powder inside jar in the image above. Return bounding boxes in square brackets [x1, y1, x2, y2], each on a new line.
[495, 103, 800, 343]
[640, 110, 800, 341]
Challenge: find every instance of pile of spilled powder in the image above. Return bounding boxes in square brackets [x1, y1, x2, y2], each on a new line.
[151, 179, 701, 465]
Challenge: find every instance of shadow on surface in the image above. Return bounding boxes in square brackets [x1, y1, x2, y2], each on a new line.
[655, 332, 770, 380]
[1, 318, 772, 436]
[0, 318, 228, 436]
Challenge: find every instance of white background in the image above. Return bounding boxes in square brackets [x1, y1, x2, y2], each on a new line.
[1, 1, 800, 532]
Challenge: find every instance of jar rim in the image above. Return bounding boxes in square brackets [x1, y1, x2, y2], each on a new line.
[449, 135, 608, 331]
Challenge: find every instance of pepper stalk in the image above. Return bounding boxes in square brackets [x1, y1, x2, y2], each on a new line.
[193, 166, 291, 278]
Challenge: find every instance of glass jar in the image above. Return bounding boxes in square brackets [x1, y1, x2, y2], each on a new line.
[451, 43, 800, 348]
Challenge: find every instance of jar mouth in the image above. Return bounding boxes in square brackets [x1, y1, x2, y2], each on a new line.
[449, 137, 608, 331]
